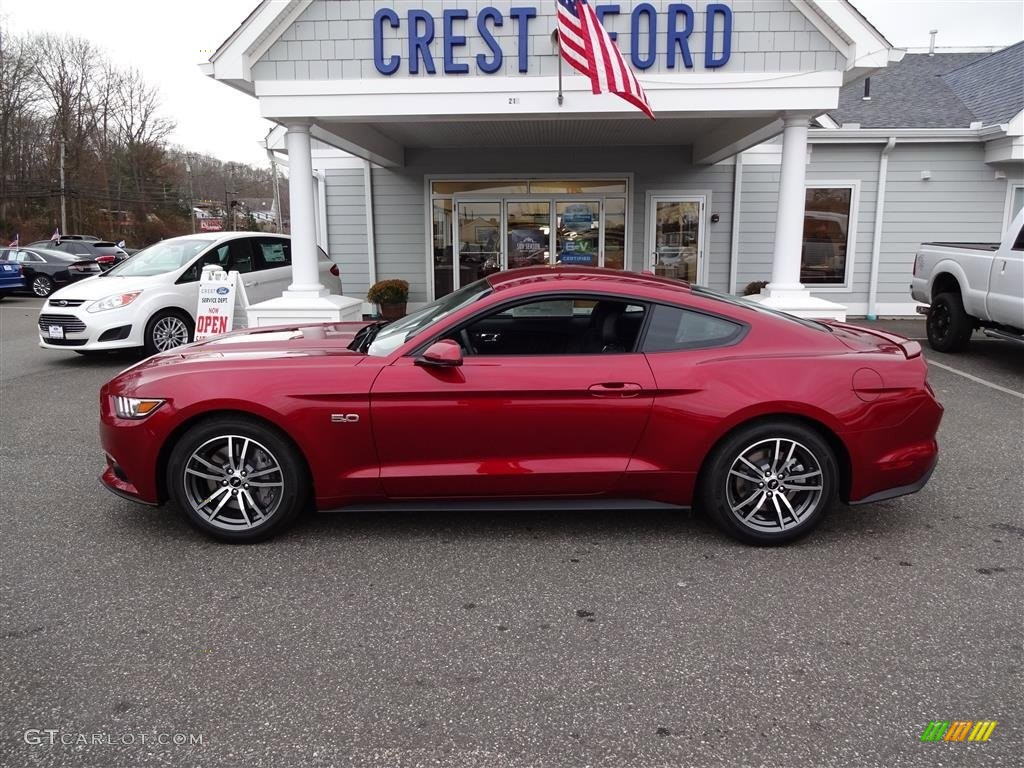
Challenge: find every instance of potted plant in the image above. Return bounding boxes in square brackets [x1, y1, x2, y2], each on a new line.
[367, 278, 409, 321]
[743, 280, 769, 296]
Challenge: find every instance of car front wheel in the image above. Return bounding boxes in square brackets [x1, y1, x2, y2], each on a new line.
[166, 416, 308, 542]
[700, 421, 838, 545]
[144, 310, 193, 355]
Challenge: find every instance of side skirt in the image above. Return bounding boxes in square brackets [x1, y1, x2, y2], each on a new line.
[318, 498, 691, 515]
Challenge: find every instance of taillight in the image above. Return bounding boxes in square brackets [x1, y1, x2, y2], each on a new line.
[330, 264, 340, 277]
[912, 256, 919, 277]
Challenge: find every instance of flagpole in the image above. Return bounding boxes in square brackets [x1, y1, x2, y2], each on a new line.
[554, 30, 564, 106]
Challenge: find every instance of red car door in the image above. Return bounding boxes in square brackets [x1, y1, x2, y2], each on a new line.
[371, 354, 657, 498]
[369, 298, 657, 499]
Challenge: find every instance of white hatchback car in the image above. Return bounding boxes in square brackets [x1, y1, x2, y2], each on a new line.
[39, 232, 342, 355]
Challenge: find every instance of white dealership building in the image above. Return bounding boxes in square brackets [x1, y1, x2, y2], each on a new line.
[204, 1, 1023, 321]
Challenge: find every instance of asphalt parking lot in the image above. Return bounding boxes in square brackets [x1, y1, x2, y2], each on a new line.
[1, 295, 1021, 768]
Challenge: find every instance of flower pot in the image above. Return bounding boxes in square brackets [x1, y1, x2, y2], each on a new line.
[379, 302, 407, 321]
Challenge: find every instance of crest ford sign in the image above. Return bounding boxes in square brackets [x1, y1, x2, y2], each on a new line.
[373, 3, 733, 76]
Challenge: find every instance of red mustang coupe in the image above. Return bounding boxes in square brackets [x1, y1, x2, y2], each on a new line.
[100, 267, 941, 545]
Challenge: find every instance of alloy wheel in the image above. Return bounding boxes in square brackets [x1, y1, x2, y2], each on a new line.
[725, 438, 824, 534]
[928, 303, 950, 341]
[32, 277, 52, 297]
[182, 435, 285, 532]
[151, 315, 190, 351]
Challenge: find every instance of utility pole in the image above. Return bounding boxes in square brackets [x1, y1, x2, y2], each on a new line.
[58, 137, 67, 235]
[270, 157, 283, 234]
[186, 158, 196, 233]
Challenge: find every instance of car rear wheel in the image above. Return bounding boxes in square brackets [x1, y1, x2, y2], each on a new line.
[31, 275, 54, 298]
[926, 292, 973, 352]
[144, 310, 193, 356]
[700, 420, 837, 545]
[166, 416, 308, 542]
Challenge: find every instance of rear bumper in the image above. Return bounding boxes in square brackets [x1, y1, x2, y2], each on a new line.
[848, 454, 937, 506]
[845, 394, 943, 504]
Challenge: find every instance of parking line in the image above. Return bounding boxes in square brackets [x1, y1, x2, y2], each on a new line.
[926, 359, 1024, 400]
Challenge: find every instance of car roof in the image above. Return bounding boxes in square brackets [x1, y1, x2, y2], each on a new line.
[485, 266, 693, 295]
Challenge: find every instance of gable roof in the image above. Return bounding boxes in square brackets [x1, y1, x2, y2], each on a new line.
[828, 42, 1024, 128]
[942, 41, 1024, 125]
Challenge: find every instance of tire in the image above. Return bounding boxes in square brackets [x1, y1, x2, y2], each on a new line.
[31, 275, 54, 298]
[166, 415, 309, 543]
[926, 292, 973, 353]
[699, 420, 838, 546]
[143, 310, 194, 356]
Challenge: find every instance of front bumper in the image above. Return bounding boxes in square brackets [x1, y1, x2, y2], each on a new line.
[38, 303, 145, 351]
[98, 387, 175, 505]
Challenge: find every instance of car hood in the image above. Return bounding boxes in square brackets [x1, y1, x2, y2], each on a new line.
[48, 273, 167, 301]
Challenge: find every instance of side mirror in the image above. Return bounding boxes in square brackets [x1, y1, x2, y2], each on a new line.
[416, 339, 463, 368]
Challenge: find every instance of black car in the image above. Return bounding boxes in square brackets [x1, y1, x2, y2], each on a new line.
[26, 239, 129, 271]
[0, 247, 102, 297]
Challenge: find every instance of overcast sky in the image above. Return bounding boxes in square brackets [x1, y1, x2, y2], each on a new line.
[1, 0, 1021, 169]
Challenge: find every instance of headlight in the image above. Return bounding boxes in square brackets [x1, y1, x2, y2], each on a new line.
[113, 396, 164, 419]
[88, 291, 142, 313]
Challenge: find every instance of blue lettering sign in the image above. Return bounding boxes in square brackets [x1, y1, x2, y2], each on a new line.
[666, 3, 694, 69]
[630, 3, 658, 70]
[705, 3, 732, 68]
[370, 4, 734, 77]
[595, 4, 621, 41]
[476, 7, 504, 74]
[443, 9, 470, 74]
[408, 9, 436, 75]
[373, 8, 400, 75]
[509, 7, 537, 74]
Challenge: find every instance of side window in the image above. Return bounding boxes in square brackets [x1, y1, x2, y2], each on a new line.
[452, 296, 647, 356]
[177, 244, 231, 283]
[642, 304, 743, 352]
[227, 239, 255, 274]
[1012, 226, 1024, 252]
[254, 238, 291, 270]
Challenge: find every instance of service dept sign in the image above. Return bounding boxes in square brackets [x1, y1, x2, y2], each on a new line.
[372, 3, 733, 76]
[195, 266, 239, 341]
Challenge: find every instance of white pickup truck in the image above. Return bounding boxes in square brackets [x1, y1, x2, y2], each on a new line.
[911, 209, 1024, 352]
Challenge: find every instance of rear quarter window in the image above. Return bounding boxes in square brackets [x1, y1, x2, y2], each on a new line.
[642, 304, 744, 352]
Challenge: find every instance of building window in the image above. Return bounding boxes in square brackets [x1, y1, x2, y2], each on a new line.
[801, 185, 855, 286]
[429, 178, 629, 298]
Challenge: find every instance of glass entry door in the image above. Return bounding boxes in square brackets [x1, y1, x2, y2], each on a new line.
[555, 201, 601, 267]
[506, 201, 550, 269]
[649, 196, 706, 283]
[453, 201, 501, 291]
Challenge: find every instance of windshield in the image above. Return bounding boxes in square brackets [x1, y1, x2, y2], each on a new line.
[367, 279, 493, 357]
[105, 239, 210, 278]
[690, 285, 832, 332]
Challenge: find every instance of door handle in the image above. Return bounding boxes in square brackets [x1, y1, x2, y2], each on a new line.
[588, 382, 643, 398]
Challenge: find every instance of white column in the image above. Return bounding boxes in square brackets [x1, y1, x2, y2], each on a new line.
[749, 114, 847, 321]
[243, 120, 364, 328]
[284, 122, 327, 297]
[769, 116, 809, 291]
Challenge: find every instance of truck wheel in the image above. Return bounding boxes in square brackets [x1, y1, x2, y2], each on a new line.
[926, 292, 973, 352]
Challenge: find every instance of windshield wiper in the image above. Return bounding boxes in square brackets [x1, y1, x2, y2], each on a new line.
[348, 321, 388, 352]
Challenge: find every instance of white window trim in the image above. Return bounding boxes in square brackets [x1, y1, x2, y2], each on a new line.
[1003, 182, 1024, 232]
[802, 179, 860, 292]
[424, 173, 633, 301]
[643, 190, 713, 287]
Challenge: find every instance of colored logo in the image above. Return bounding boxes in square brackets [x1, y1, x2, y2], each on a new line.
[920, 720, 997, 742]
[216, 287, 230, 295]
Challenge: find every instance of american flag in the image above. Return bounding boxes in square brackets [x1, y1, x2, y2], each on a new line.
[50, 227, 60, 242]
[556, 0, 654, 119]
[7, 233, 17, 248]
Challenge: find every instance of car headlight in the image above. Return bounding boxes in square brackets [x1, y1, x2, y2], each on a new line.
[88, 291, 142, 313]
[113, 396, 164, 419]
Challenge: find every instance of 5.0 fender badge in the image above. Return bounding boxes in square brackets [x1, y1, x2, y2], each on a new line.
[331, 414, 360, 423]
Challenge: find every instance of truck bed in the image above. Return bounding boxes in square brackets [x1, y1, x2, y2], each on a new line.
[921, 241, 1000, 251]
